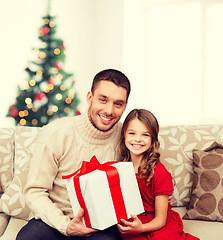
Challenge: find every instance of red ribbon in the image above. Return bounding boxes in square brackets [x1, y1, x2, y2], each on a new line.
[62, 155, 128, 228]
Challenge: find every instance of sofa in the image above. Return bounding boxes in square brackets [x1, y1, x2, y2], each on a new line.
[0, 125, 223, 239]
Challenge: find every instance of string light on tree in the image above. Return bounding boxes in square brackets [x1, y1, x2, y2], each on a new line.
[6, 0, 80, 127]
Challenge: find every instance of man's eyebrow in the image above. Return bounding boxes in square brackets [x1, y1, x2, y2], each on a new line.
[116, 100, 126, 104]
[98, 94, 126, 103]
[98, 94, 108, 98]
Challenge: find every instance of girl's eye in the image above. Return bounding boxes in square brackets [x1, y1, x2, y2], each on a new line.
[144, 134, 150, 137]
[128, 132, 135, 135]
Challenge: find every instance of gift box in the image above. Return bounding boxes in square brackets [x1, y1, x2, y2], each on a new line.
[62, 155, 144, 230]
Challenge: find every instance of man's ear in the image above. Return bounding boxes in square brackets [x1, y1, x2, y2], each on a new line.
[123, 100, 128, 112]
[86, 91, 93, 106]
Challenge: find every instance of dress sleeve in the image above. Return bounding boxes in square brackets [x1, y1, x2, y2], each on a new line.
[152, 162, 174, 196]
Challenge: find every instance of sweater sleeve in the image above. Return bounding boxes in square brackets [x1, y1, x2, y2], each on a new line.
[24, 119, 73, 235]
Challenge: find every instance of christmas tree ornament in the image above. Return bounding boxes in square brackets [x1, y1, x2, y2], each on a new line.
[10, 107, 19, 117]
[42, 26, 50, 35]
[54, 62, 63, 70]
[35, 92, 46, 101]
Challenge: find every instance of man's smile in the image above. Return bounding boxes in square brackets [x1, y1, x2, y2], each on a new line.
[99, 114, 114, 124]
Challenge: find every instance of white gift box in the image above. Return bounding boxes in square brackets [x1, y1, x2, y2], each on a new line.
[62, 157, 144, 230]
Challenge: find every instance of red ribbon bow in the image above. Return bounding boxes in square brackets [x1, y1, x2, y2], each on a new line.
[62, 156, 128, 228]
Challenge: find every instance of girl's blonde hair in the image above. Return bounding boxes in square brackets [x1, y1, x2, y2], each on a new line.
[118, 109, 160, 185]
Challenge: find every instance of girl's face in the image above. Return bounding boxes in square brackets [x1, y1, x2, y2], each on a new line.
[124, 118, 152, 159]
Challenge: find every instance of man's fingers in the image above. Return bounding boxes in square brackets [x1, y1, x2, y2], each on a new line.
[84, 228, 98, 235]
[67, 210, 98, 236]
[75, 208, 85, 221]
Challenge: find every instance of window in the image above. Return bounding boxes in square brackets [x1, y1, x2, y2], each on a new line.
[123, 0, 223, 125]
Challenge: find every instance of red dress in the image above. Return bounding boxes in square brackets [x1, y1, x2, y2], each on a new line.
[121, 162, 199, 240]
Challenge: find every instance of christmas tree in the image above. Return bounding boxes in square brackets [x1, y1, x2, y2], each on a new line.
[7, 2, 80, 127]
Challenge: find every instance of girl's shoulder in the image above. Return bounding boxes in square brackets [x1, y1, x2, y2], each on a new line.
[153, 162, 174, 193]
[154, 161, 171, 177]
[154, 161, 166, 171]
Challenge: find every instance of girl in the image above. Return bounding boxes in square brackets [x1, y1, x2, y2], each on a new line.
[117, 109, 199, 240]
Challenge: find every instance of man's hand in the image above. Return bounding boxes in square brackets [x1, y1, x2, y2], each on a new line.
[66, 208, 98, 236]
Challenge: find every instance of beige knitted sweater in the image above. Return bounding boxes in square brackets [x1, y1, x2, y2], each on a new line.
[24, 113, 122, 235]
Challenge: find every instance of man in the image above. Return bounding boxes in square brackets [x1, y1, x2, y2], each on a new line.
[16, 69, 131, 240]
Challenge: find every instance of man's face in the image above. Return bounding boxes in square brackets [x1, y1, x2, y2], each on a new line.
[87, 80, 128, 132]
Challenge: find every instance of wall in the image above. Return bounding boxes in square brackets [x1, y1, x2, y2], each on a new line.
[1, 0, 222, 127]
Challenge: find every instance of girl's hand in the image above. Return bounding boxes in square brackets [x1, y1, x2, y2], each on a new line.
[117, 214, 144, 234]
[118, 195, 169, 235]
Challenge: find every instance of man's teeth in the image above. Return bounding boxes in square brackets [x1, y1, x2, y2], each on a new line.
[100, 115, 112, 121]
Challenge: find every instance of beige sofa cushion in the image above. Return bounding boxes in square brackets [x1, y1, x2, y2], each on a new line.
[0, 217, 27, 240]
[0, 127, 41, 220]
[174, 207, 223, 240]
[159, 125, 223, 207]
[0, 128, 14, 194]
[0, 213, 10, 237]
[183, 141, 223, 221]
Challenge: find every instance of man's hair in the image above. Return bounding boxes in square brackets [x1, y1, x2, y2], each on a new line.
[91, 69, 131, 100]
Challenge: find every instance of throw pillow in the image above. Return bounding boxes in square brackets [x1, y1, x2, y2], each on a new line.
[159, 125, 223, 207]
[0, 126, 41, 220]
[0, 128, 14, 195]
[183, 141, 223, 221]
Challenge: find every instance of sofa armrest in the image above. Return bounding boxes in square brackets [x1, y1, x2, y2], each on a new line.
[0, 213, 10, 237]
